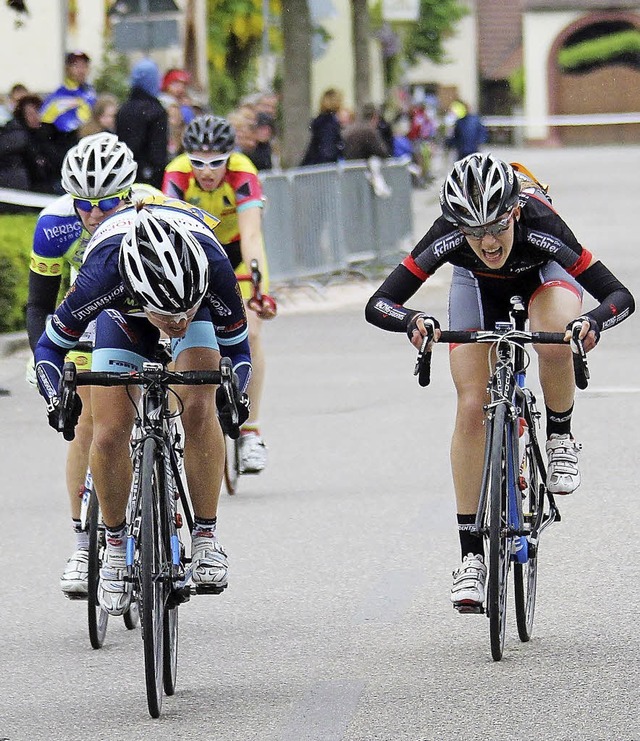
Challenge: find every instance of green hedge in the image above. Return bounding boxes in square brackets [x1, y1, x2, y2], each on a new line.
[0, 212, 37, 332]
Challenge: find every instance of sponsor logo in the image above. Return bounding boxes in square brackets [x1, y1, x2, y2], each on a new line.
[51, 315, 82, 338]
[375, 299, 405, 321]
[528, 230, 561, 253]
[602, 307, 630, 329]
[433, 231, 465, 259]
[107, 358, 139, 370]
[43, 222, 82, 241]
[207, 294, 232, 316]
[73, 285, 126, 320]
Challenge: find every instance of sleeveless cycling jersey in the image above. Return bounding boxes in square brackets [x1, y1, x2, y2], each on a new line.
[162, 151, 264, 245]
[34, 200, 250, 404]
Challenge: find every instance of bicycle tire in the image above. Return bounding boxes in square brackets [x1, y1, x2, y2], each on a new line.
[223, 435, 240, 495]
[139, 437, 166, 719]
[86, 485, 109, 649]
[163, 605, 179, 695]
[514, 438, 541, 642]
[487, 403, 511, 662]
[123, 599, 140, 630]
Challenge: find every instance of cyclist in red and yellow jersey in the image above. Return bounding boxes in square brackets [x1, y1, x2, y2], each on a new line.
[162, 115, 276, 475]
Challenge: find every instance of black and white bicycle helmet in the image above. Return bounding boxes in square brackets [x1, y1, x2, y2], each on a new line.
[119, 207, 209, 314]
[182, 114, 235, 154]
[440, 153, 520, 227]
[61, 132, 137, 198]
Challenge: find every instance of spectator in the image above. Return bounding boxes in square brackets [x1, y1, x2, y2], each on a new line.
[342, 102, 390, 160]
[446, 102, 488, 160]
[377, 105, 394, 154]
[246, 112, 275, 171]
[228, 107, 258, 157]
[300, 87, 344, 166]
[79, 93, 118, 138]
[160, 68, 196, 124]
[40, 51, 97, 148]
[0, 83, 28, 126]
[116, 58, 168, 189]
[0, 94, 60, 195]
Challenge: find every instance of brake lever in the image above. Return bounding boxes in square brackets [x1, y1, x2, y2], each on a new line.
[570, 325, 590, 390]
[219, 357, 239, 427]
[413, 330, 433, 388]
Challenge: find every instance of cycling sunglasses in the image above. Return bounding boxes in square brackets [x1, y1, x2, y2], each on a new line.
[188, 154, 230, 170]
[145, 303, 201, 323]
[459, 211, 515, 239]
[73, 190, 129, 213]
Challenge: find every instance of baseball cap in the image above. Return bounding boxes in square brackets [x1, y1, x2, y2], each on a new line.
[162, 69, 191, 90]
[66, 50, 90, 65]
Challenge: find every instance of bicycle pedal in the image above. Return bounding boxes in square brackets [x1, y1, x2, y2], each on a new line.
[453, 601, 484, 615]
[167, 586, 191, 607]
[194, 583, 227, 596]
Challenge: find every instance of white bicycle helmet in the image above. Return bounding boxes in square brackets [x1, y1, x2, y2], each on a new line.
[440, 153, 520, 227]
[61, 133, 138, 198]
[119, 207, 209, 314]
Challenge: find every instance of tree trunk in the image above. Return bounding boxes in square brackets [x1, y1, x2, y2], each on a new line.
[351, 0, 371, 113]
[280, 0, 312, 168]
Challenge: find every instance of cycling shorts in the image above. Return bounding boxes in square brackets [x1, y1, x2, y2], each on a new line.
[448, 262, 583, 331]
[91, 307, 219, 373]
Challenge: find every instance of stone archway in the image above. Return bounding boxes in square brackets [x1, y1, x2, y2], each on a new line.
[548, 11, 640, 145]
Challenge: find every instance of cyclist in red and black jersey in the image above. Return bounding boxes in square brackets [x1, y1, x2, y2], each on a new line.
[163, 114, 276, 476]
[365, 153, 634, 610]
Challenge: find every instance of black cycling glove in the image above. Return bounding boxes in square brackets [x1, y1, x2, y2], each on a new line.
[566, 315, 600, 345]
[406, 312, 440, 341]
[216, 386, 250, 439]
[47, 393, 83, 441]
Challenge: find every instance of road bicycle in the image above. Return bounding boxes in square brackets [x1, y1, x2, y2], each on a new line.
[59, 354, 240, 717]
[223, 259, 276, 495]
[415, 297, 589, 661]
[78, 469, 139, 649]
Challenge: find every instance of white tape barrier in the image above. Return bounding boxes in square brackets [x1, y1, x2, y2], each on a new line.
[484, 112, 640, 127]
[0, 187, 56, 209]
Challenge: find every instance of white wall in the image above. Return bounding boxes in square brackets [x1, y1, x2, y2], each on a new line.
[403, 2, 478, 110]
[523, 10, 580, 140]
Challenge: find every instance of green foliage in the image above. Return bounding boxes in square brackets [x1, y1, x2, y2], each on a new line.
[0, 213, 37, 332]
[509, 65, 525, 101]
[206, 0, 282, 112]
[558, 30, 640, 71]
[93, 42, 131, 102]
[404, 0, 469, 65]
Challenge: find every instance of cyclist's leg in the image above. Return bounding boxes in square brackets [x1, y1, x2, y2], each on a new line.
[60, 346, 93, 596]
[172, 319, 228, 588]
[529, 266, 584, 493]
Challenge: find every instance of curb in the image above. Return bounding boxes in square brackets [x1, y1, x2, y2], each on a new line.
[0, 331, 29, 358]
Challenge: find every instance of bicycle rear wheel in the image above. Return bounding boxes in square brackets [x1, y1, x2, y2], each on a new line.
[224, 435, 240, 495]
[139, 437, 166, 718]
[487, 404, 511, 662]
[87, 485, 109, 649]
[514, 440, 541, 642]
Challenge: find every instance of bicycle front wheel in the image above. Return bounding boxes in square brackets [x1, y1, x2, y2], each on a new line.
[487, 404, 511, 662]
[139, 437, 166, 718]
[514, 439, 541, 642]
[163, 605, 179, 695]
[86, 485, 109, 649]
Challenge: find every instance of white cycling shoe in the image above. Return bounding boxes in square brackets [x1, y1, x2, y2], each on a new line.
[239, 432, 268, 474]
[546, 433, 582, 494]
[451, 553, 487, 611]
[98, 547, 132, 616]
[60, 548, 89, 597]
[191, 534, 228, 592]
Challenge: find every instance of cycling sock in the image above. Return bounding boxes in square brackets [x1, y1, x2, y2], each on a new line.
[72, 518, 89, 550]
[193, 516, 217, 538]
[457, 514, 484, 559]
[105, 521, 127, 549]
[241, 422, 260, 435]
[546, 404, 573, 437]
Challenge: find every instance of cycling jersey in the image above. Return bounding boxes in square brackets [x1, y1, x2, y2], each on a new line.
[365, 183, 634, 334]
[40, 79, 97, 134]
[162, 151, 264, 246]
[35, 200, 251, 404]
[26, 184, 161, 352]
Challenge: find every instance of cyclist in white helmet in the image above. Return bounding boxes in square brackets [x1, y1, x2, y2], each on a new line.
[34, 202, 251, 616]
[366, 152, 634, 611]
[26, 132, 159, 598]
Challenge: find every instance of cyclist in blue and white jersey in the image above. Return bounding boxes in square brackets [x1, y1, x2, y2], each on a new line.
[26, 132, 158, 597]
[35, 199, 251, 616]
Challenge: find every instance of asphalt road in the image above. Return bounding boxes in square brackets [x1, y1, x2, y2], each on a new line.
[0, 146, 639, 740]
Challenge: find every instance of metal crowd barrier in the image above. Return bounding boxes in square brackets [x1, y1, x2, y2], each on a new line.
[260, 158, 414, 283]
